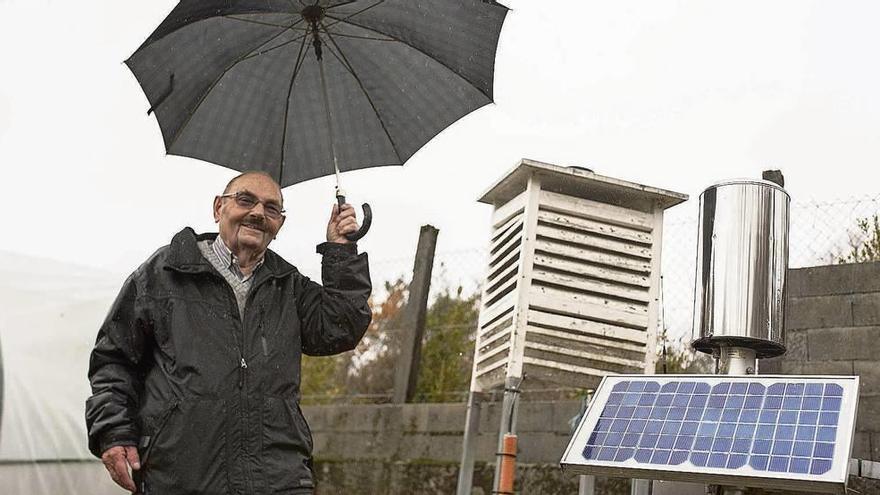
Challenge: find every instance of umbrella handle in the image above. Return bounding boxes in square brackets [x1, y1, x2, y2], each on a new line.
[336, 194, 372, 242]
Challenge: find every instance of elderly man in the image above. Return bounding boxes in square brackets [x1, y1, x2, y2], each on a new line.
[86, 171, 371, 495]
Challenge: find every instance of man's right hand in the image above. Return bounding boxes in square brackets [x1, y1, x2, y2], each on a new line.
[101, 445, 141, 493]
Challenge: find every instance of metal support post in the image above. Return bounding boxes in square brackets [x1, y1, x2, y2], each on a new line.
[578, 475, 595, 495]
[456, 391, 484, 495]
[492, 377, 522, 493]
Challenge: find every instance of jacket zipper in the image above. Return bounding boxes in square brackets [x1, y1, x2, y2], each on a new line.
[260, 305, 268, 357]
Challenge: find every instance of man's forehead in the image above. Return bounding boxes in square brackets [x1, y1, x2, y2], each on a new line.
[230, 174, 283, 201]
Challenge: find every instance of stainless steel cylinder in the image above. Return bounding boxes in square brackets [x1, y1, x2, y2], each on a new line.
[691, 179, 790, 358]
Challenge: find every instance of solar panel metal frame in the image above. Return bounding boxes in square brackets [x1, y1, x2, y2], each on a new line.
[560, 375, 859, 494]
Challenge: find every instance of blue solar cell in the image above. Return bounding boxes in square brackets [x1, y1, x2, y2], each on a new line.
[772, 440, 793, 456]
[783, 396, 802, 410]
[668, 408, 686, 421]
[598, 447, 616, 461]
[819, 412, 839, 426]
[823, 397, 842, 411]
[779, 411, 798, 425]
[639, 393, 657, 406]
[790, 457, 810, 474]
[802, 396, 821, 410]
[730, 383, 748, 395]
[727, 454, 748, 469]
[704, 408, 722, 421]
[652, 450, 672, 464]
[645, 382, 660, 393]
[635, 449, 652, 463]
[825, 384, 843, 396]
[676, 436, 695, 450]
[630, 381, 647, 393]
[708, 395, 726, 408]
[814, 442, 834, 458]
[747, 383, 765, 395]
[656, 394, 674, 406]
[658, 435, 676, 449]
[640, 434, 659, 448]
[606, 432, 623, 446]
[610, 419, 629, 432]
[622, 433, 640, 447]
[753, 439, 771, 454]
[618, 406, 635, 418]
[744, 396, 763, 409]
[740, 409, 759, 423]
[645, 420, 663, 434]
[765, 396, 783, 409]
[793, 441, 812, 457]
[776, 425, 795, 440]
[721, 409, 739, 422]
[583, 445, 599, 459]
[650, 407, 670, 420]
[717, 423, 736, 438]
[726, 395, 746, 409]
[817, 426, 837, 442]
[759, 410, 778, 424]
[691, 451, 709, 466]
[634, 407, 651, 419]
[608, 393, 623, 405]
[630, 419, 647, 433]
[735, 424, 756, 438]
[708, 453, 728, 468]
[680, 421, 699, 435]
[690, 394, 708, 407]
[806, 383, 823, 396]
[672, 394, 690, 407]
[698, 422, 718, 436]
[799, 411, 819, 425]
[661, 422, 682, 435]
[767, 383, 785, 395]
[679, 382, 697, 394]
[622, 394, 639, 406]
[811, 459, 832, 475]
[685, 408, 704, 421]
[712, 383, 731, 394]
[756, 425, 775, 440]
[712, 438, 732, 452]
[786, 383, 805, 395]
[731, 438, 750, 454]
[615, 448, 635, 461]
[661, 382, 678, 393]
[769, 456, 789, 472]
[612, 381, 629, 392]
[670, 450, 689, 465]
[750, 455, 769, 470]
[596, 418, 612, 431]
[694, 436, 713, 451]
[694, 383, 711, 394]
[796, 425, 816, 441]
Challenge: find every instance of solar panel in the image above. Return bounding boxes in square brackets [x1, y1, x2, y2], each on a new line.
[561, 375, 859, 494]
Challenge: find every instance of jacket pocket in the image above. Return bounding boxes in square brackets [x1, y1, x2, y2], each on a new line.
[139, 400, 180, 468]
[262, 397, 314, 492]
[142, 399, 228, 495]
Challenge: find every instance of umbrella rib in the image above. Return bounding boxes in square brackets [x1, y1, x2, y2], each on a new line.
[319, 22, 404, 164]
[223, 15, 307, 30]
[324, 13, 493, 101]
[319, 30, 395, 42]
[325, 0, 388, 24]
[241, 31, 311, 62]
[278, 31, 312, 184]
[166, 18, 305, 151]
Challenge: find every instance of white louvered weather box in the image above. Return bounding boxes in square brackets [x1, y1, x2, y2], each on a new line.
[471, 159, 687, 392]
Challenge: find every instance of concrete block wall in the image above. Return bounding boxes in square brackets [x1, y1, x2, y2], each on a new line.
[763, 261, 880, 462]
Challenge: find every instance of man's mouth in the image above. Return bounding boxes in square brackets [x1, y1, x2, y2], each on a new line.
[241, 222, 265, 233]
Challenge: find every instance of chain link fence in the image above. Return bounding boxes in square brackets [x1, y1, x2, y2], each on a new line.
[312, 195, 879, 404]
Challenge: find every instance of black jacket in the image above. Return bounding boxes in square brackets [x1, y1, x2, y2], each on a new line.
[86, 228, 371, 494]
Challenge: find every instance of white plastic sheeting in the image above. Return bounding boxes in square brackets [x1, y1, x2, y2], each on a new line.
[0, 252, 124, 493]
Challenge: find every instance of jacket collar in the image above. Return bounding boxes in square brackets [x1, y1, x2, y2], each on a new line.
[164, 227, 296, 280]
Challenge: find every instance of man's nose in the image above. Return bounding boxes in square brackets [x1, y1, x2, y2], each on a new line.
[249, 202, 266, 217]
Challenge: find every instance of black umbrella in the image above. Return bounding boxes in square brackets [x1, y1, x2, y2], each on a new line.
[127, 0, 508, 240]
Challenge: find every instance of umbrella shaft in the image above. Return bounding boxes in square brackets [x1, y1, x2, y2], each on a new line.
[317, 54, 342, 194]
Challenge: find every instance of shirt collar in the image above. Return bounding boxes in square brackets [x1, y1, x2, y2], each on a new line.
[212, 235, 264, 282]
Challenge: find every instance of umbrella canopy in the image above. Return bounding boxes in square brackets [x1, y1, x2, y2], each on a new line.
[127, 0, 509, 188]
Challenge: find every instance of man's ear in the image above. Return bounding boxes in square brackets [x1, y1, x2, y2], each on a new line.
[213, 196, 222, 223]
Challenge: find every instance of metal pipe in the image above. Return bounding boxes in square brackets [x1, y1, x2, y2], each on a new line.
[456, 392, 482, 495]
[722, 347, 757, 376]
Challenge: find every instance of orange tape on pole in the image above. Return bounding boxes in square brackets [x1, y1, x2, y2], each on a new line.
[497, 433, 518, 495]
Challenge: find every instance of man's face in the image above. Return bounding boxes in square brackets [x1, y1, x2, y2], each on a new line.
[213, 174, 285, 256]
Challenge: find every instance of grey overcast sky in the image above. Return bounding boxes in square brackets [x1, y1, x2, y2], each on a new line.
[1, 0, 879, 280]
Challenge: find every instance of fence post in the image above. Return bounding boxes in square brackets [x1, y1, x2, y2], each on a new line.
[392, 225, 440, 404]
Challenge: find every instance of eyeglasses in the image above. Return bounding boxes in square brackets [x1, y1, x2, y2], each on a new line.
[219, 191, 285, 220]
